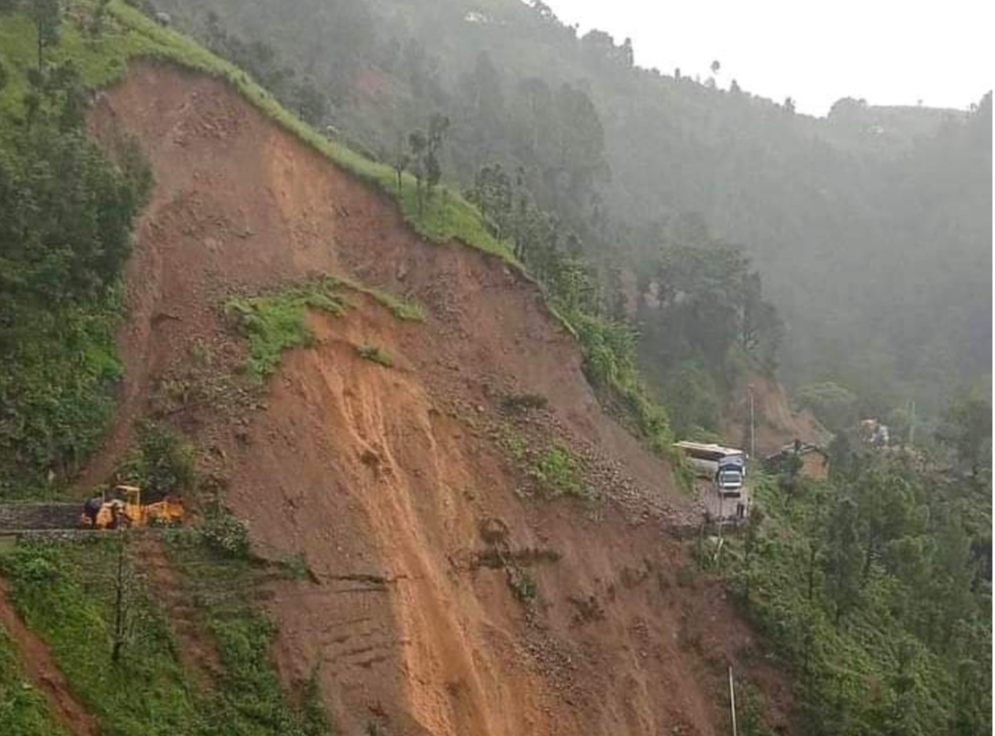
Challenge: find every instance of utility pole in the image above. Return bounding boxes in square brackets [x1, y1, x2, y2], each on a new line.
[908, 400, 916, 446]
[729, 665, 738, 736]
[747, 385, 756, 461]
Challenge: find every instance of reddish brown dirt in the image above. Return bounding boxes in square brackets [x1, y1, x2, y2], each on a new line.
[0, 577, 97, 736]
[80, 61, 794, 736]
[722, 372, 830, 457]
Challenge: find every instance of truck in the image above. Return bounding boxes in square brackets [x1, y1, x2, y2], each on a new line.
[715, 454, 746, 496]
[674, 441, 747, 497]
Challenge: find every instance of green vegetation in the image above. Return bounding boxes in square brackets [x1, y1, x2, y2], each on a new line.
[713, 407, 991, 735]
[164, 532, 335, 735]
[793, 382, 860, 434]
[498, 427, 594, 501]
[3, 0, 676, 481]
[121, 421, 196, 496]
[0, 534, 333, 735]
[225, 276, 424, 378]
[506, 567, 537, 603]
[354, 344, 393, 368]
[103, 0, 515, 263]
[324, 275, 426, 322]
[225, 286, 349, 380]
[0, 539, 202, 734]
[0, 2, 153, 496]
[530, 445, 590, 500]
[465, 166, 680, 455]
[154, 0, 990, 430]
[199, 508, 251, 559]
[0, 625, 68, 736]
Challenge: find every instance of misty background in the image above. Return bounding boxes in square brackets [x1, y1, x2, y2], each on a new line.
[150, 0, 991, 438]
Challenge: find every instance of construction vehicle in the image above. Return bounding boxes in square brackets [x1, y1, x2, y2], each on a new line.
[80, 485, 185, 530]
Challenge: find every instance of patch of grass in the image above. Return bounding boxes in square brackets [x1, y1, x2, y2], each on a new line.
[324, 275, 426, 322]
[497, 427, 596, 501]
[224, 275, 422, 380]
[225, 286, 349, 380]
[497, 424, 529, 463]
[0, 626, 69, 736]
[354, 344, 393, 368]
[530, 445, 592, 500]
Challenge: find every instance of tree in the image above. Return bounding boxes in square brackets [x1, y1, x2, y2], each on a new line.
[854, 466, 913, 582]
[935, 395, 992, 481]
[467, 164, 513, 238]
[408, 113, 449, 214]
[740, 270, 783, 367]
[29, 0, 60, 69]
[292, 76, 327, 126]
[794, 382, 859, 432]
[783, 96, 796, 113]
[823, 497, 863, 624]
[425, 113, 450, 194]
[408, 128, 428, 209]
[710, 59, 721, 75]
[392, 132, 409, 193]
[530, 0, 555, 21]
[620, 37, 634, 68]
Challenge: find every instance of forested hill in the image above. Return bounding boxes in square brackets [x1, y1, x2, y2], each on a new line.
[151, 0, 991, 427]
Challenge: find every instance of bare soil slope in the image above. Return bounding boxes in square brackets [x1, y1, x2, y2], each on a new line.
[84, 62, 791, 736]
[722, 373, 830, 457]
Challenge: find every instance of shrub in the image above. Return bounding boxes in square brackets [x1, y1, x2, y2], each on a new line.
[124, 421, 195, 496]
[507, 568, 537, 602]
[354, 344, 393, 367]
[200, 510, 251, 559]
[530, 445, 591, 500]
[0, 545, 62, 584]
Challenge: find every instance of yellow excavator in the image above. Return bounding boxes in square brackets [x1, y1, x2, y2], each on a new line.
[80, 485, 185, 530]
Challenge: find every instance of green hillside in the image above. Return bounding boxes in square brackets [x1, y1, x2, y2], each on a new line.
[152, 0, 991, 427]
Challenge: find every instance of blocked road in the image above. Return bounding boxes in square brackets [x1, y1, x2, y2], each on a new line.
[695, 479, 749, 524]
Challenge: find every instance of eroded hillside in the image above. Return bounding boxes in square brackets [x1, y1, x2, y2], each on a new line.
[72, 62, 792, 735]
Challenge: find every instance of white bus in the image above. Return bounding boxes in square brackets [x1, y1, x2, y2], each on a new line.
[674, 441, 746, 495]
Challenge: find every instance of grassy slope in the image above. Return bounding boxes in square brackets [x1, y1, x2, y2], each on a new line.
[0, 3, 674, 732]
[1, 0, 510, 255]
[111, 0, 514, 264]
[0, 624, 69, 736]
[0, 536, 330, 736]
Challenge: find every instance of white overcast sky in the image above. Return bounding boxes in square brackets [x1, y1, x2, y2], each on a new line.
[545, 0, 993, 116]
